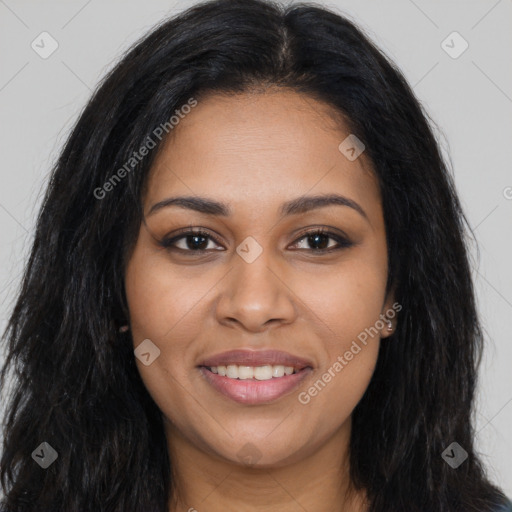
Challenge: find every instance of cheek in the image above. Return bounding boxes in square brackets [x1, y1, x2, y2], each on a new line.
[125, 241, 214, 340]
[124, 239, 223, 418]
[298, 343, 379, 442]
[297, 274, 382, 432]
[291, 253, 387, 343]
[291, 255, 385, 414]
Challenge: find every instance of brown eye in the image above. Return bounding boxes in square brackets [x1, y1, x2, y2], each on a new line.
[159, 229, 224, 252]
[159, 227, 353, 255]
[290, 229, 353, 252]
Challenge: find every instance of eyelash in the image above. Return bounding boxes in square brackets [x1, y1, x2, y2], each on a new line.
[158, 227, 354, 255]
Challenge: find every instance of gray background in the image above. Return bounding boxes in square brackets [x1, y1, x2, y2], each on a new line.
[0, 0, 511, 497]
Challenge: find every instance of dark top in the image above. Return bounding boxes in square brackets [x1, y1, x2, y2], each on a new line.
[495, 500, 512, 512]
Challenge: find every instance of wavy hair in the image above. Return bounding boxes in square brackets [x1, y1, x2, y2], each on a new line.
[0, 0, 508, 510]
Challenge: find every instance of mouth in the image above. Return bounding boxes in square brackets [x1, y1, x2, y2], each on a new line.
[197, 349, 314, 405]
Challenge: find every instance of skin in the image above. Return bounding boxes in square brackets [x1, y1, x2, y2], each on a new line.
[124, 88, 396, 512]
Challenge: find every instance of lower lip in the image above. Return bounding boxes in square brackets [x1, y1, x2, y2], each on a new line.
[199, 367, 312, 405]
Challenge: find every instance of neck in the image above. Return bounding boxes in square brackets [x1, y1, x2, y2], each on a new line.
[166, 418, 368, 512]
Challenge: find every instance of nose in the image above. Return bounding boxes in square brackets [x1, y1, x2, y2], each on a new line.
[215, 248, 297, 333]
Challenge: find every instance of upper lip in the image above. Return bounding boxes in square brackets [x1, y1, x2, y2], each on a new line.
[199, 349, 313, 370]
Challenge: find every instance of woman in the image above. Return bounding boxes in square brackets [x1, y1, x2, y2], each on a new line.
[0, 0, 510, 510]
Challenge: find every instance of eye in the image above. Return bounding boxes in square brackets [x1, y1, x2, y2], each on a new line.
[158, 227, 353, 254]
[158, 228, 223, 252]
[289, 228, 354, 253]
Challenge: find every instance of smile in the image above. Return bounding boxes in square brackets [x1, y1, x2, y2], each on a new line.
[199, 365, 312, 405]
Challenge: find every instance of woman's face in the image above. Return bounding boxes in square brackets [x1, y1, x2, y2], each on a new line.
[125, 90, 395, 467]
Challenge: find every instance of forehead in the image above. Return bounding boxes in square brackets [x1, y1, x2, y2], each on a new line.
[145, 90, 381, 219]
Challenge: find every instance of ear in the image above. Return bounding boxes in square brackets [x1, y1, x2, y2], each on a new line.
[379, 284, 400, 339]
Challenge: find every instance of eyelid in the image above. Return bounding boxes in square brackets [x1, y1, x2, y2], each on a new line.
[158, 226, 354, 253]
[289, 228, 354, 253]
[158, 227, 223, 249]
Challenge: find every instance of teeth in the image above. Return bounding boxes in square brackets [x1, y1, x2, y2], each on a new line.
[238, 366, 254, 380]
[208, 364, 298, 380]
[272, 365, 285, 378]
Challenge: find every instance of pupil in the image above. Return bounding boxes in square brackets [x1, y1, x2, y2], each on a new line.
[184, 233, 329, 251]
[309, 233, 328, 249]
[187, 235, 208, 250]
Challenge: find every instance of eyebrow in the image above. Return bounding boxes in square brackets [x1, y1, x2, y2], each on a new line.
[147, 193, 368, 220]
